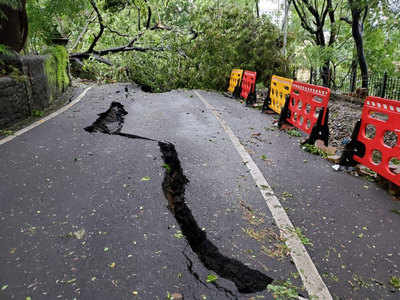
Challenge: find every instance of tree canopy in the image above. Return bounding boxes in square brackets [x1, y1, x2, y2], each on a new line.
[0, 0, 399, 93]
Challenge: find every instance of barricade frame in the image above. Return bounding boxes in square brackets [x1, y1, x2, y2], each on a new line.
[240, 70, 257, 106]
[279, 81, 331, 146]
[340, 96, 400, 186]
[262, 75, 293, 114]
[227, 69, 244, 98]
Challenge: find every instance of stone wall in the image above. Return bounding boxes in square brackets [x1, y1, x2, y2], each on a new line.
[0, 46, 70, 129]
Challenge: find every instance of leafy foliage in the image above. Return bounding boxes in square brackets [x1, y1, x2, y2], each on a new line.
[302, 143, 328, 158]
[128, 3, 288, 92]
[267, 280, 299, 299]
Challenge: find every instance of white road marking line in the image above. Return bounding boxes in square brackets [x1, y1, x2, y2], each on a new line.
[195, 90, 332, 300]
[0, 86, 93, 146]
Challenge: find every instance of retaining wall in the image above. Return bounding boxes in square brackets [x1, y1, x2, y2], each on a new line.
[0, 46, 70, 129]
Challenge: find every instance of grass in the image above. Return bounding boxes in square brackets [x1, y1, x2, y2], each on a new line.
[391, 209, 400, 216]
[287, 129, 302, 137]
[31, 110, 44, 117]
[267, 280, 299, 299]
[0, 129, 14, 136]
[302, 143, 328, 158]
[262, 243, 290, 260]
[289, 227, 313, 247]
[390, 276, 400, 289]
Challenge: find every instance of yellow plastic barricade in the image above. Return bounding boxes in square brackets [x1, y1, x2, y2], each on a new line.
[269, 75, 293, 114]
[228, 69, 244, 95]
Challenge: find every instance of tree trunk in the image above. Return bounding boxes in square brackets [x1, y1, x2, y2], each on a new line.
[282, 0, 290, 56]
[0, 0, 28, 52]
[350, 58, 357, 92]
[350, 1, 368, 89]
[321, 62, 331, 88]
[255, 0, 259, 18]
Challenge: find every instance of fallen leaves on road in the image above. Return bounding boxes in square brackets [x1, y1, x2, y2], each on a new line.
[73, 228, 86, 240]
[206, 274, 218, 283]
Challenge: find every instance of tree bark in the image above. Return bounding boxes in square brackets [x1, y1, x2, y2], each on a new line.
[255, 0, 260, 18]
[282, 0, 290, 57]
[0, 0, 28, 52]
[350, 58, 357, 92]
[349, 0, 368, 89]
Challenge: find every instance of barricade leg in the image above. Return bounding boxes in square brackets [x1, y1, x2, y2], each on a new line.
[278, 95, 291, 128]
[339, 120, 366, 167]
[304, 108, 330, 146]
[233, 84, 241, 99]
[246, 86, 257, 106]
[261, 87, 275, 113]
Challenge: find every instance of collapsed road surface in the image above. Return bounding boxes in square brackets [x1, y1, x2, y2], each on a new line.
[0, 83, 400, 300]
[84, 101, 274, 295]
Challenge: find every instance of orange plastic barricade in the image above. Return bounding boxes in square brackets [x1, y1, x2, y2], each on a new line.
[240, 70, 257, 106]
[340, 96, 400, 186]
[279, 81, 331, 146]
[227, 69, 243, 98]
[262, 75, 293, 114]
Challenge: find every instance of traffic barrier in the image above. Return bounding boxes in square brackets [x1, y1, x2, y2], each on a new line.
[241, 70, 257, 106]
[339, 96, 400, 186]
[227, 69, 244, 98]
[262, 75, 293, 114]
[279, 81, 331, 146]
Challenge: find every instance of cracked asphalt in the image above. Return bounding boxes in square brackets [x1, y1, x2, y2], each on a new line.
[0, 83, 400, 300]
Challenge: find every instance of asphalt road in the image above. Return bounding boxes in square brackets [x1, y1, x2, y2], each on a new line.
[0, 83, 399, 300]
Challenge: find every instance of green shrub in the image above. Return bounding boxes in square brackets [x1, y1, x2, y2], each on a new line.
[126, 4, 289, 92]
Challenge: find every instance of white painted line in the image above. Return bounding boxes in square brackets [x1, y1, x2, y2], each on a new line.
[0, 86, 93, 146]
[194, 90, 332, 300]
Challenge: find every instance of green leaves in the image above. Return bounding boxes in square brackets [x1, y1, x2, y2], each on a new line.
[206, 274, 218, 283]
[174, 231, 184, 239]
[162, 163, 171, 172]
[390, 276, 400, 289]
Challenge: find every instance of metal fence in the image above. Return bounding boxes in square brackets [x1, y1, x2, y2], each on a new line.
[369, 72, 400, 101]
[296, 68, 400, 100]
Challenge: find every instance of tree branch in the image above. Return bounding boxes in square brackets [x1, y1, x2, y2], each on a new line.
[87, 0, 105, 54]
[70, 14, 96, 51]
[132, 0, 141, 31]
[105, 25, 130, 37]
[292, 0, 317, 34]
[71, 46, 163, 62]
[340, 16, 352, 24]
[144, 0, 152, 29]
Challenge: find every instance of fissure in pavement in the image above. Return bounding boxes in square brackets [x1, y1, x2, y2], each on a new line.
[85, 101, 273, 294]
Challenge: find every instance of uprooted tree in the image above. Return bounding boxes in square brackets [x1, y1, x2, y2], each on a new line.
[21, 0, 288, 92]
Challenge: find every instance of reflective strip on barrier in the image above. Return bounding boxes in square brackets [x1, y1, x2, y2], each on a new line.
[269, 75, 293, 114]
[354, 96, 400, 186]
[287, 81, 330, 135]
[228, 69, 243, 94]
[240, 70, 257, 100]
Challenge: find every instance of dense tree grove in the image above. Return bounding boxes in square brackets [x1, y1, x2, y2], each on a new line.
[0, 0, 399, 92]
[287, 0, 400, 90]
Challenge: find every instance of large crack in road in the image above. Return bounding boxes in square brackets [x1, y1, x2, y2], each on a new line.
[85, 101, 274, 296]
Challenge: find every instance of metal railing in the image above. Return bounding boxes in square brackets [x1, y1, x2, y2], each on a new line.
[295, 68, 400, 100]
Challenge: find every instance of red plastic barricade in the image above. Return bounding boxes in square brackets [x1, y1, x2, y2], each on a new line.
[352, 96, 400, 185]
[286, 81, 330, 135]
[240, 70, 257, 105]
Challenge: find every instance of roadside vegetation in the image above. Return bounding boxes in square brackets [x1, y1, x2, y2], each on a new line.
[1, 0, 398, 93]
